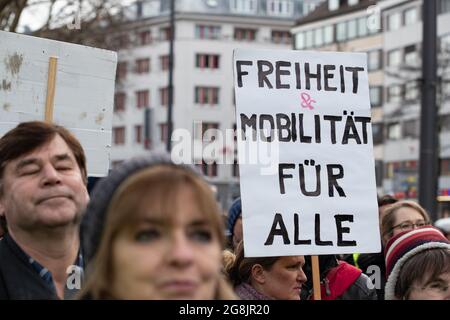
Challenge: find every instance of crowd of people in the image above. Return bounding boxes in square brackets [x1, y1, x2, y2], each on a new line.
[0, 121, 449, 300]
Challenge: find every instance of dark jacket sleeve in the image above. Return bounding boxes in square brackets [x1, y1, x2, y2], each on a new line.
[339, 273, 378, 300]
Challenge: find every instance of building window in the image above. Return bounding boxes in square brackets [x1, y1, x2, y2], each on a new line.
[195, 87, 219, 105]
[134, 125, 142, 144]
[358, 17, 368, 37]
[372, 123, 384, 145]
[117, 62, 127, 80]
[271, 30, 291, 44]
[114, 34, 129, 49]
[388, 49, 402, 67]
[160, 55, 169, 71]
[114, 93, 126, 112]
[370, 86, 382, 107]
[196, 54, 220, 69]
[405, 81, 419, 101]
[194, 122, 219, 140]
[234, 28, 257, 41]
[138, 30, 151, 45]
[403, 119, 419, 139]
[404, 44, 418, 66]
[198, 160, 218, 177]
[159, 87, 169, 106]
[314, 28, 323, 47]
[336, 22, 347, 42]
[404, 7, 418, 26]
[347, 19, 357, 39]
[387, 12, 402, 31]
[387, 85, 403, 103]
[440, 33, 450, 52]
[324, 25, 334, 44]
[375, 160, 383, 187]
[295, 32, 305, 49]
[136, 90, 149, 109]
[441, 158, 450, 176]
[348, 0, 359, 5]
[305, 30, 313, 48]
[387, 122, 401, 140]
[368, 50, 382, 71]
[231, 0, 257, 13]
[195, 25, 221, 39]
[202, 122, 220, 141]
[113, 127, 125, 145]
[267, 0, 293, 16]
[328, 0, 339, 11]
[441, 114, 450, 131]
[160, 26, 172, 41]
[438, 0, 450, 14]
[159, 123, 168, 143]
[232, 159, 239, 177]
[135, 58, 150, 74]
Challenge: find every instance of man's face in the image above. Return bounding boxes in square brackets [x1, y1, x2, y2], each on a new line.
[0, 135, 89, 232]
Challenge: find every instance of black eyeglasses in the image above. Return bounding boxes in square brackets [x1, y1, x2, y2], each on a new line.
[390, 220, 428, 232]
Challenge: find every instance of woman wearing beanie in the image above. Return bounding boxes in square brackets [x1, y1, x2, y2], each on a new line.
[78, 153, 236, 300]
[384, 226, 450, 300]
[381, 200, 431, 245]
[225, 241, 307, 300]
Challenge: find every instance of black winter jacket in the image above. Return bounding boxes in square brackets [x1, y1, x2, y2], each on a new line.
[0, 234, 58, 299]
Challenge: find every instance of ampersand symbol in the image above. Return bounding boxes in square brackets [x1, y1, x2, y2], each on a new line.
[300, 92, 316, 110]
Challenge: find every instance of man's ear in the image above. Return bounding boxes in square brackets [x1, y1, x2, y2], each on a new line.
[251, 264, 266, 285]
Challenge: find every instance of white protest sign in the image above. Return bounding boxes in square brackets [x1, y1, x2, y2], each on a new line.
[233, 48, 381, 257]
[0, 30, 117, 176]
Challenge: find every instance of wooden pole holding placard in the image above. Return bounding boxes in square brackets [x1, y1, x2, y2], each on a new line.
[44, 57, 58, 123]
[311, 255, 321, 300]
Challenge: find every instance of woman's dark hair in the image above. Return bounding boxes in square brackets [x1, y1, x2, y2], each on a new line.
[395, 248, 450, 299]
[225, 241, 279, 287]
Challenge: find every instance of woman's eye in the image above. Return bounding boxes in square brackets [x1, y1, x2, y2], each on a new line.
[134, 229, 160, 243]
[430, 282, 448, 291]
[190, 230, 213, 243]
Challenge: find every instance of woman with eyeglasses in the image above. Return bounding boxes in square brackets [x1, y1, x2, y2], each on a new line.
[384, 227, 450, 300]
[381, 200, 431, 245]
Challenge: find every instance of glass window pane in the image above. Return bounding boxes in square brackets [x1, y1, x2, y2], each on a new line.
[404, 7, 418, 26]
[368, 50, 381, 71]
[295, 32, 305, 49]
[337, 22, 346, 41]
[358, 17, 368, 37]
[388, 12, 402, 31]
[324, 25, 333, 44]
[348, 19, 357, 39]
[388, 49, 402, 67]
[305, 30, 313, 48]
[314, 28, 323, 47]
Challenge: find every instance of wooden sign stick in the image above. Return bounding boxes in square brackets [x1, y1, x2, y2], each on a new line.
[44, 56, 58, 123]
[311, 255, 322, 300]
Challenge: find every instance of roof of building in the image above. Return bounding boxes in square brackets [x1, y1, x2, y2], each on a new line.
[295, 0, 379, 26]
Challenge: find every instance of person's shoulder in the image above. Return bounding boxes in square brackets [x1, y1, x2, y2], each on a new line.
[347, 273, 377, 300]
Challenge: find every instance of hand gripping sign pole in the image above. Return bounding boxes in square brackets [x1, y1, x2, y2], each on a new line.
[44, 56, 58, 123]
[311, 256, 321, 300]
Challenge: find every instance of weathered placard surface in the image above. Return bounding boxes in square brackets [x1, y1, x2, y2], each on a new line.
[233, 48, 381, 257]
[0, 30, 117, 176]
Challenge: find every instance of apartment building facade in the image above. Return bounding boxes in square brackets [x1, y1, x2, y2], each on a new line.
[110, 0, 313, 209]
[292, 0, 450, 213]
